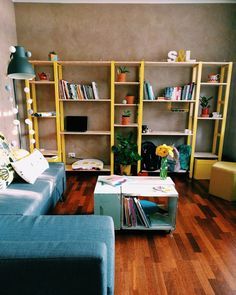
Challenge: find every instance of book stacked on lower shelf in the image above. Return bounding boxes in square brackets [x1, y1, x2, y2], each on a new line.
[123, 197, 168, 228]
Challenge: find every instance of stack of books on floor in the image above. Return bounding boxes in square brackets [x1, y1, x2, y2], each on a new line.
[123, 197, 168, 228]
[59, 80, 99, 100]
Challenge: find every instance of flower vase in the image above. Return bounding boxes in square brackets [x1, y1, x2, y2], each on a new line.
[160, 157, 168, 180]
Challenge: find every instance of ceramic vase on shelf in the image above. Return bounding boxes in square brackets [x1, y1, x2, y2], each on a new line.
[160, 157, 168, 180]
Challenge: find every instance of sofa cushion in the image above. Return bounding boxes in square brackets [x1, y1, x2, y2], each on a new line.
[0, 241, 108, 295]
[0, 215, 114, 295]
[11, 149, 49, 184]
[0, 163, 65, 215]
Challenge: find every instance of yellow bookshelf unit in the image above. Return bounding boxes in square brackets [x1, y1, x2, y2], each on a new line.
[24, 60, 232, 177]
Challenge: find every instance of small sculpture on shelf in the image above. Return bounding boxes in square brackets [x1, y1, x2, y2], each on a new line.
[200, 96, 213, 117]
[121, 110, 131, 125]
[117, 66, 129, 82]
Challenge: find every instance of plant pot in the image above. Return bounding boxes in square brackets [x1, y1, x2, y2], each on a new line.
[120, 164, 131, 176]
[201, 107, 210, 117]
[117, 73, 126, 82]
[121, 116, 130, 125]
[125, 95, 135, 104]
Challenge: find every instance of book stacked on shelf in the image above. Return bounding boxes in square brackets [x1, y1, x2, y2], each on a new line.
[144, 81, 155, 100]
[163, 82, 195, 101]
[59, 80, 99, 100]
[123, 197, 169, 228]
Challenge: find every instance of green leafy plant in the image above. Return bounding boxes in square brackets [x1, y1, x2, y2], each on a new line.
[111, 133, 142, 165]
[117, 66, 130, 74]
[122, 110, 131, 117]
[200, 96, 213, 108]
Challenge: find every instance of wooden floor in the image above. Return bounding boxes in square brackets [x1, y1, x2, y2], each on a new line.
[53, 174, 236, 295]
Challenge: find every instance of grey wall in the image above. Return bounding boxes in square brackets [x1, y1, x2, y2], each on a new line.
[0, 0, 17, 144]
[14, 3, 236, 160]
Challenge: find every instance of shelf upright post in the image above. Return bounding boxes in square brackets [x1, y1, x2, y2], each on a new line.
[25, 79, 35, 153]
[212, 65, 225, 155]
[58, 64, 66, 163]
[189, 62, 202, 178]
[137, 61, 144, 173]
[30, 65, 39, 149]
[217, 62, 233, 160]
[53, 61, 62, 161]
[110, 61, 115, 175]
[187, 64, 198, 146]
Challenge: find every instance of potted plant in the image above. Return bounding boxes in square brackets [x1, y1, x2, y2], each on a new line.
[200, 96, 213, 117]
[112, 133, 142, 175]
[48, 51, 58, 61]
[121, 110, 131, 125]
[117, 66, 129, 82]
[125, 93, 135, 104]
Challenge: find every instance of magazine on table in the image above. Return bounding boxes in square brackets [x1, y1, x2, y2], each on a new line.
[99, 175, 127, 187]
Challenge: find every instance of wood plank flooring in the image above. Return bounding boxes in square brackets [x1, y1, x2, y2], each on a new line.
[53, 174, 236, 295]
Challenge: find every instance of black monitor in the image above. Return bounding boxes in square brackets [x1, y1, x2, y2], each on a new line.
[66, 116, 88, 132]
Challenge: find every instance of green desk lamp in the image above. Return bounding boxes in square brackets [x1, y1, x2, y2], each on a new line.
[7, 46, 35, 80]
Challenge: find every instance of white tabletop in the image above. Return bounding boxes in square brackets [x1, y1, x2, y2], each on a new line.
[95, 176, 178, 198]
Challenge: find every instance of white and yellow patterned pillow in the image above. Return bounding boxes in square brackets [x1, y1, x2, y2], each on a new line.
[0, 134, 15, 190]
[11, 149, 49, 184]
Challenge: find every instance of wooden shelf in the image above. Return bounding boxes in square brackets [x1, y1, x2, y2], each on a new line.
[61, 131, 110, 135]
[201, 62, 231, 66]
[58, 61, 111, 66]
[29, 80, 55, 85]
[142, 131, 192, 136]
[197, 117, 223, 120]
[115, 82, 140, 85]
[40, 149, 59, 162]
[59, 99, 110, 102]
[143, 100, 196, 103]
[115, 61, 142, 66]
[115, 104, 137, 106]
[66, 164, 110, 172]
[29, 60, 55, 65]
[141, 169, 187, 173]
[32, 115, 56, 118]
[194, 152, 218, 159]
[200, 82, 227, 86]
[114, 124, 138, 128]
[145, 61, 198, 67]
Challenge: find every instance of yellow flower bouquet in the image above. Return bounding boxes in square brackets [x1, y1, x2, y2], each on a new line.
[156, 144, 174, 179]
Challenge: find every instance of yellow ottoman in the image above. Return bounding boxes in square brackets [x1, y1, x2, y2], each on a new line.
[209, 161, 236, 201]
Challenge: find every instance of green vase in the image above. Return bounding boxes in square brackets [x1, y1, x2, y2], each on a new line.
[160, 157, 168, 180]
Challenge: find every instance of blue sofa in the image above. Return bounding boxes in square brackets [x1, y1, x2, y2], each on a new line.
[0, 163, 115, 295]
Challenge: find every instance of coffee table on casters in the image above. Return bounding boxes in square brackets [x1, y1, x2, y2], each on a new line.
[94, 176, 178, 232]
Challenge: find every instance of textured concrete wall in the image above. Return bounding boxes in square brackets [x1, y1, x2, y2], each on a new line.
[14, 3, 236, 160]
[0, 0, 17, 144]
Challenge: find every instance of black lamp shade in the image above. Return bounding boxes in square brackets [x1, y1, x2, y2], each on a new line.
[7, 46, 35, 80]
